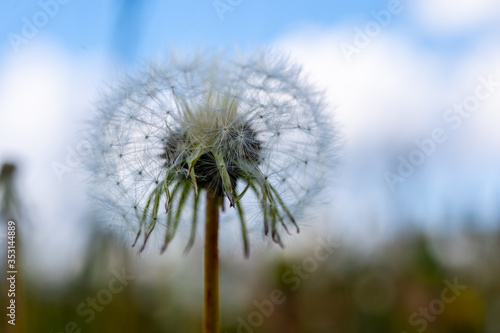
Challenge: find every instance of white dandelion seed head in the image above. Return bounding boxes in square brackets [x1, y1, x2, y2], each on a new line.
[86, 50, 338, 255]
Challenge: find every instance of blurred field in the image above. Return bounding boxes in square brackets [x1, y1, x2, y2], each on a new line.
[3, 223, 499, 333]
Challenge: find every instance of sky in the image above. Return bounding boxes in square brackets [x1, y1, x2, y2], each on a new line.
[1, 0, 500, 280]
[1, 1, 393, 58]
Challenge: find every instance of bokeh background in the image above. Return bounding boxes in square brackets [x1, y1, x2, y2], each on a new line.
[1, 0, 500, 332]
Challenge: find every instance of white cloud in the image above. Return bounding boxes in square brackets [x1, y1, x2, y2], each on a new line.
[448, 43, 500, 156]
[0, 45, 69, 157]
[274, 24, 500, 242]
[275, 27, 443, 148]
[411, 0, 500, 33]
[0, 40, 110, 283]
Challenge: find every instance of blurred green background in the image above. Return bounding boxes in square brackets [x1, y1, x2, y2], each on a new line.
[3, 218, 498, 333]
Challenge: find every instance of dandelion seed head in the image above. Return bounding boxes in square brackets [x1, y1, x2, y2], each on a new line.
[87, 51, 338, 254]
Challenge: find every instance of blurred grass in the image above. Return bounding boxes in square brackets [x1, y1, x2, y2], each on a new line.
[8, 226, 499, 333]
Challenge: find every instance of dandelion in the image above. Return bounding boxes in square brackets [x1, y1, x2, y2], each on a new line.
[87, 51, 336, 332]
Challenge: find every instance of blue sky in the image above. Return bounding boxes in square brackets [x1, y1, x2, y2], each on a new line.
[1, 1, 365, 59]
[2, 0, 486, 62]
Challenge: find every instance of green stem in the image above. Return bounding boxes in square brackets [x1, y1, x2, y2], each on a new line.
[204, 192, 220, 333]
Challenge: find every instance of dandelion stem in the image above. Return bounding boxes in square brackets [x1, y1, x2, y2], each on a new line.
[204, 191, 220, 333]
